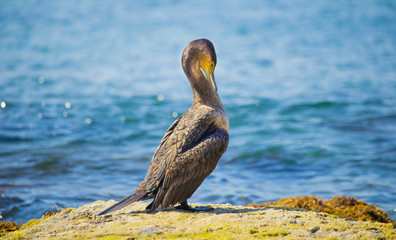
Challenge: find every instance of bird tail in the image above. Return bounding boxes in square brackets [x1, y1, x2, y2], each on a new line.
[98, 192, 144, 216]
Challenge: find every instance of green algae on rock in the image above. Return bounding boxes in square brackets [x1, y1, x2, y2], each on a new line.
[3, 200, 396, 239]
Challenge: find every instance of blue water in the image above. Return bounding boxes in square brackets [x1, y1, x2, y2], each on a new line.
[1, 0, 396, 222]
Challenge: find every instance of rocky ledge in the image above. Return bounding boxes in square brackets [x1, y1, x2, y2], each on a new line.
[3, 198, 396, 239]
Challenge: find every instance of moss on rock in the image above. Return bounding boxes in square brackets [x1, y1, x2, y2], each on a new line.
[3, 199, 396, 239]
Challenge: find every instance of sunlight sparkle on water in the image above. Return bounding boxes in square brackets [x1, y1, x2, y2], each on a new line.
[0, 101, 5, 108]
[85, 118, 92, 125]
[65, 102, 71, 109]
[157, 94, 165, 102]
[38, 76, 45, 84]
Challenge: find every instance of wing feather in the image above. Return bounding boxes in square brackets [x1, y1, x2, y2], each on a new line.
[137, 106, 216, 197]
[158, 128, 229, 208]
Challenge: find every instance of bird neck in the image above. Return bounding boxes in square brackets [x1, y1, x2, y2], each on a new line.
[192, 85, 220, 106]
[186, 65, 221, 107]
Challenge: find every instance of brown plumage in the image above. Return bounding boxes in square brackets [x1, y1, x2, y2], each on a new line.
[99, 39, 229, 215]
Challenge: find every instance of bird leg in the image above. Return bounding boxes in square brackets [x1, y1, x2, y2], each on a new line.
[145, 201, 156, 213]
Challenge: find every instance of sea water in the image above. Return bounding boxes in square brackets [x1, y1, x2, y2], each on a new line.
[1, 0, 396, 222]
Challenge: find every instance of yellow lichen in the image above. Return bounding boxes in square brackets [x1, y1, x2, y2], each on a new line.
[97, 235, 134, 240]
[261, 229, 289, 237]
[20, 219, 40, 230]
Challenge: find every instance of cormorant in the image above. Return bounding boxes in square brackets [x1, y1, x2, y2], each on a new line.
[99, 39, 229, 215]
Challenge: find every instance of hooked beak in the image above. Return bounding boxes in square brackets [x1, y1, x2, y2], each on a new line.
[202, 64, 217, 92]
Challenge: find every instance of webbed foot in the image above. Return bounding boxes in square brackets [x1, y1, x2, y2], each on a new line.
[175, 201, 214, 212]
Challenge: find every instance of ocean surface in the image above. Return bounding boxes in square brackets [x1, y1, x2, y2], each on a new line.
[1, 0, 396, 222]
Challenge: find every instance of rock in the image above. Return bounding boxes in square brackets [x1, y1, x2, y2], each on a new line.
[247, 195, 395, 226]
[3, 200, 396, 239]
